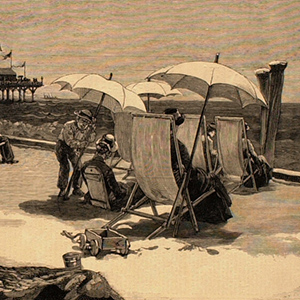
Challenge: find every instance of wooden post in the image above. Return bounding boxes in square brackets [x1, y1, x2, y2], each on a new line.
[22, 88, 26, 101]
[255, 68, 270, 154]
[6, 88, 9, 101]
[29, 86, 37, 102]
[264, 61, 287, 167]
[18, 88, 22, 101]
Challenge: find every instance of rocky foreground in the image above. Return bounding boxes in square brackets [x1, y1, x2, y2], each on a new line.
[0, 265, 123, 300]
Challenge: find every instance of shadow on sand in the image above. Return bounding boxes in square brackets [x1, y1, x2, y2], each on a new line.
[232, 183, 277, 195]
[18, 194, 120, 221]
[112, 217, 242, 248]
[64, 217, 242, 260]
[19, 194, 242, 252]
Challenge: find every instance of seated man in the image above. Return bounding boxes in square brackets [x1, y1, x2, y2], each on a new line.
[242, 123, 272, 188]
[164, 108, 232, 224]
[81, 136, 128, 211]
[0, 134, 18, 164]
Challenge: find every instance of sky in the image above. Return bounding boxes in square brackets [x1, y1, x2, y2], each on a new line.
[0, 0, 299, 102]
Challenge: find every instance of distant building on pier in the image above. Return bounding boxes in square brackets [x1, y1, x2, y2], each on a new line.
[0, 67, 43, 102]
[0, 68, 17, 81]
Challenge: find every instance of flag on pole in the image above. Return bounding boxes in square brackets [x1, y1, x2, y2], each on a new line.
[13, 61, 25, 68]
[2, 50, 12, 60]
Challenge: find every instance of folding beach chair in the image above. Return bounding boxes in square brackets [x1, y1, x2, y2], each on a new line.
[177, 114, 212, 172]
[215, 116, 257, 192]
[104, 113, 215, 239]
[112, 112, 134, 179]
[82, 166, 111, 209]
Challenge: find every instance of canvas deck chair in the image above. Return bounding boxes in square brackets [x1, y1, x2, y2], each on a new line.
[82, 166, 111, 209]
[177, 114, 212, 173]
[103, 113, 215, 239]
[112, 112, 134, 179]
[215, 116, 257, 192]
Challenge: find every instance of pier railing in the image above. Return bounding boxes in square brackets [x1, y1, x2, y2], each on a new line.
[0, 76, 43, 102]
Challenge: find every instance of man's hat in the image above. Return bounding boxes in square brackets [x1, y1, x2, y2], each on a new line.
[164, 108, 185, 126]
[207, 122, 216, 132]
[74, 109, 93, 122]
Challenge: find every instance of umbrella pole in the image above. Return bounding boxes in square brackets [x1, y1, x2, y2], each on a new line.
[146, 77, 151, 112]
[95, 73, 113, 117]
[173, 86, 211, 233]
[147, 94, 150, 112]
[186, 57, 216, 172]
[214, 52, 220, 63]
[187, 86, 211, 174]
[60, 73, 113, 201]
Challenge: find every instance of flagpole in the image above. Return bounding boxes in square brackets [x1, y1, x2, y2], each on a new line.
[24, 62, 26, 78]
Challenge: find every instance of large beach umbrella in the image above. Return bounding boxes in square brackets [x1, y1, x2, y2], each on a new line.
[126, 80, 182, 112]
[52, 73, 146, 200]
[147, 61, 268, 212]
[53, 73, 88, 91]
[53, 73, 146, 113]
[147, 61, 267, 108]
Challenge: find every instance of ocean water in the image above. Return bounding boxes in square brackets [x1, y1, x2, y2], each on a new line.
[0, 99, 299, 170]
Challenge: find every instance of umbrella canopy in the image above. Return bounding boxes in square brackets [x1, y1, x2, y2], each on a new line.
[147, 61, 267, 108]
[53, 73, 88, 91]
[126, 80, 182, 112]
[53, 74, 146, 113]
[126, 81, 182, 98]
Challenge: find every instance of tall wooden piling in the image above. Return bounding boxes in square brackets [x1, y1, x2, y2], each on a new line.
[255, 61, 287, 167]
[255, 68, 270, 154]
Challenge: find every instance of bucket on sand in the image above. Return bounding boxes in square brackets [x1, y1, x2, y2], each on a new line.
[62, 252, 82, 269]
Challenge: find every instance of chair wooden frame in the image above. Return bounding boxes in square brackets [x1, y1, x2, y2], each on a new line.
[103, 113, 215, 239]
[215, 116, 258, 192]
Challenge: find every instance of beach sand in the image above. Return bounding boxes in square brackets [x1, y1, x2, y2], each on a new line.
[0, 145, 300, 299]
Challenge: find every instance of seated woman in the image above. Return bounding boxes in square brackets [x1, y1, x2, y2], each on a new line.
[164, 108, 232, 224]
[101, 133, 119, 153]
[81, 136, 128, 210]
[202, 122, 219, 172]
[0, 134, 18, 164]
[242, 123, 272, 188]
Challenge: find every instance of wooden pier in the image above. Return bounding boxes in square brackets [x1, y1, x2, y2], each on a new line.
[0, 68, 43, 102]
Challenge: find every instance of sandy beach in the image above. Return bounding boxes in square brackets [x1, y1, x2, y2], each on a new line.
[0, 0, 300, 298]
[1, 145, 300, 300]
